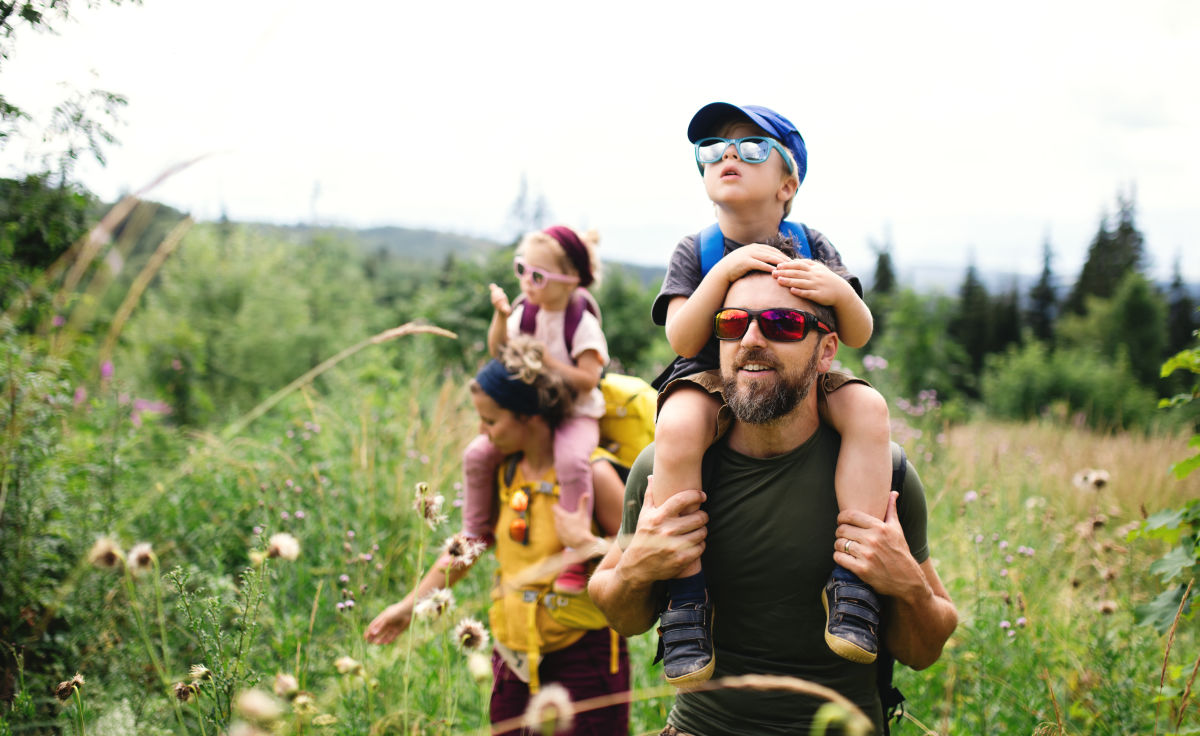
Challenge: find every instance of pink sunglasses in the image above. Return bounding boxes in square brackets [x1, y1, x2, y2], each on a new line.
[513, 257, 579, 289]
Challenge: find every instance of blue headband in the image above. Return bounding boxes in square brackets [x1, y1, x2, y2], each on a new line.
[475, 359, 542, 417]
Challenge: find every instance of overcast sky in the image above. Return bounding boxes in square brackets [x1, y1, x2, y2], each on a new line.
[2, 0, 1197, 284]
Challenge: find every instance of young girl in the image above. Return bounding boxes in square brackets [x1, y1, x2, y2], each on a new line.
[650, 102, 893, 685]
[460, 225, 608, 594]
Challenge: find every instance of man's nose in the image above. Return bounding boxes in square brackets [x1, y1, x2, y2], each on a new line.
[741, 316, 768, 346]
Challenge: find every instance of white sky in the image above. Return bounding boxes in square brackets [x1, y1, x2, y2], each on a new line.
[2, 0, 1198, 284]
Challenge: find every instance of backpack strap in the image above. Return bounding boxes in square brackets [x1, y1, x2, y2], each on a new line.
[502, 454, 522, 488]
[877, 444, 908, 735]
[515, 290, 600, 356]
[696, 220, 811, 278]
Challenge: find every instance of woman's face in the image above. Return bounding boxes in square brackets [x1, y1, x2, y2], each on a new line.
[471, 390, 530, 455]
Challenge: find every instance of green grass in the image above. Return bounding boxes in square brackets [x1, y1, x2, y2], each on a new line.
[4, 337, 1198, 735]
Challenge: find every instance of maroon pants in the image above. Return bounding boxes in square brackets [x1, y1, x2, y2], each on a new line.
[490, 628, 630, 735]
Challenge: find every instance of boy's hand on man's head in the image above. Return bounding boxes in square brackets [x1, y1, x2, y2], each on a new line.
[773, 259, 850, 307]
[715, 244, 791, 284]
[488, 283, 512, 317]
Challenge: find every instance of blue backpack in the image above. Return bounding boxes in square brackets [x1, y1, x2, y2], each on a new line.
[696, 220, 812, 276]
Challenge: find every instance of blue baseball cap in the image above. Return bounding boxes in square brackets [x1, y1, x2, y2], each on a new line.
[687, 102, 807, 186]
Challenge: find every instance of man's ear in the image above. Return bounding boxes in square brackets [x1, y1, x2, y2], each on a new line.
[816, 333, 839, 372]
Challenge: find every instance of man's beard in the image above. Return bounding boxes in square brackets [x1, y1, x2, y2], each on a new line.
[722, 344, 821, 425]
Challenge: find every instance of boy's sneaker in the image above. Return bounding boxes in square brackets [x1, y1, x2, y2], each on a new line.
[656, 596, 715, 686]
[552, 562, 588, 595]
[822, 569, 880, 664]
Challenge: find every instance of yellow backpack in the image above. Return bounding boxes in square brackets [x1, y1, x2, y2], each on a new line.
[598, 372, 657, 468]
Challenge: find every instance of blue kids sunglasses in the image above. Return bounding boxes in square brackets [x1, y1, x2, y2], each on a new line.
[694, 136, 796, 175]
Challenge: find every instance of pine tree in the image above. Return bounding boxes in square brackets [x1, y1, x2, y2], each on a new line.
[990, 284, 1022, 355]
[1065, 189, 1147, 315]
[1167, 255, 1197, 355]
[949, 261, 992, 392]
[1027, 237, 1057, 343]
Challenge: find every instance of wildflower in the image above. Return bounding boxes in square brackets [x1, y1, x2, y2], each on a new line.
[171, 358, 182, 371]
[523, 682, 574, 734]
[267, 532, 301, 561]
[129, 542, 156, 576]
[413, 482, 448, 529]
[862, 354, 888, 371]
[963, 490, 978, 504]
[294, 510, 306, 520]
[998, 540, 1008, 550]
[235, 688, 284, 723]
[1072, 468, 1111, 492]
[1098, 600, 1118, 615]
[414, 589, 455, 620]
[189, 664, 212, 681]
[273, 672, 299, 699]
[87, 537, 125, 570]
[442, 533, 486, 568]
[999, 620, 1011, 630]
[174, 682, 197, 702]
[55, 673, 85, 702]
[73, 386, 88, 408]
[334, 656, 363, 676]
[131, 398, 171, 427]
[468, 651, 492, 682]
[100, 361, 114, 381]
[1016, 616, 1027, 628]
[249, 550, 267, 566]
[339, 574, 350, 583]
[52, 314, 66, 327]
[454, 618, 490, 652]
[292, 691, 316, 715]
[312, 714, 338, 726]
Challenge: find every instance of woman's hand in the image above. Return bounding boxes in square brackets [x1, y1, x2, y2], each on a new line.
[552, 491, 597, 550]
[489, 283, 513, 317]
[364, 599, 414, 645]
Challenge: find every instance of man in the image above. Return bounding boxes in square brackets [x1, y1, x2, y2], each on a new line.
[588, 269, 957, 734]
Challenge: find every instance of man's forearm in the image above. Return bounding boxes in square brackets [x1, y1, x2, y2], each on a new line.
[588, 547, 661, 637]
[885, 560, 957, 670]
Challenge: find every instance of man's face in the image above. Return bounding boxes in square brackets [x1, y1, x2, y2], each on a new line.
[719, 273, 833, 424]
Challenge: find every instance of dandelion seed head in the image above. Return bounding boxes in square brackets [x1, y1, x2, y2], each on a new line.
[468, 651, 492, 682]
[292, 692, 316, 715]
[54, 673, 85, 701]
[334, 656, 363, 676]
[442, 533, 486, 568]
[174, 682, 197, 702]
[454, 617, 490, 652]
[189, 664, 212, 681]
[87, 537, 125, 571]
[523, 682, 575, 734]
[312, 714, 338, 726]
[129, 542, 155, 576]
[266, 532, 301, 561]
[235, 689, 284, 723]
[273, 672, 299, 699]
[1097, 600, 1118, 615]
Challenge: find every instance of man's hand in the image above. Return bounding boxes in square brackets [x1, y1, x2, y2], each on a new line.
[772, 259, 847, 309]
[615, 480, 708, 589]
[489, 282, 512, 317]
[833, 491, 925, 599]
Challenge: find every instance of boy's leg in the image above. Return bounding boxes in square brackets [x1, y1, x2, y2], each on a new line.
[652, 384, 721, 685]
[462, 434, 504, 541]
[551, 416, 600, 594]
[820, 380, 891, 664]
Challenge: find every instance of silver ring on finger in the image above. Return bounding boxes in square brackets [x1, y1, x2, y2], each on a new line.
[844, 539, 854, 555]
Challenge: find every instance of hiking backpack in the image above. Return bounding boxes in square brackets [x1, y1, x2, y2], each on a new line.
[696, 220, 812, 277]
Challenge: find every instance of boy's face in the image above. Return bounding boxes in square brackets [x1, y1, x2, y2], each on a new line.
[701, 121, 797, 216]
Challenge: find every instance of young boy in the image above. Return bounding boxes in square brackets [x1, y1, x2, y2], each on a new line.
[650, 102, 893, 685]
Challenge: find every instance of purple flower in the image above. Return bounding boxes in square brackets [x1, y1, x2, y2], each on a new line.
[294, 510, 306, 520]
[253, 525, 263, 535]
[339, 574, 350, 583]
[964, 490, 978, 503]
[100, 361, 114, 381]
[281, 511, 290, 520]
[171, 358, 182, 371]
[1000, 568, 1009, 577]
[73, 386, 88, 408]
[863, 354, 889, 371]
[1000, 620, 1011, 629]
[52, 315, 66, 327]
[1016, 617, 1027, 628]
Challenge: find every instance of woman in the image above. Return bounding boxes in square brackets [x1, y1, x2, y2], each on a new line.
[365, 337, 631, 735]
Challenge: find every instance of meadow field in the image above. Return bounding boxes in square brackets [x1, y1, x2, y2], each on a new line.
[3, 314, 1197, 735]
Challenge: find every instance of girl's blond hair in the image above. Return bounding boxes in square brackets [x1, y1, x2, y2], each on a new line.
[516, 228, 603, 287]
[469, 335, 576, 427]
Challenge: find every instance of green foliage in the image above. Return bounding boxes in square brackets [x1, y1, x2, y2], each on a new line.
[866, 288, 968, 399]
[1058, 271, 1167, 388]
[980, 340, 1157, 428]
[1027, 238, 1058, 343]
[118, 224, 376, 425]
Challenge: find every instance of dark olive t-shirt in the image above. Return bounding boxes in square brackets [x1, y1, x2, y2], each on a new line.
[620, 427, 930, 735]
